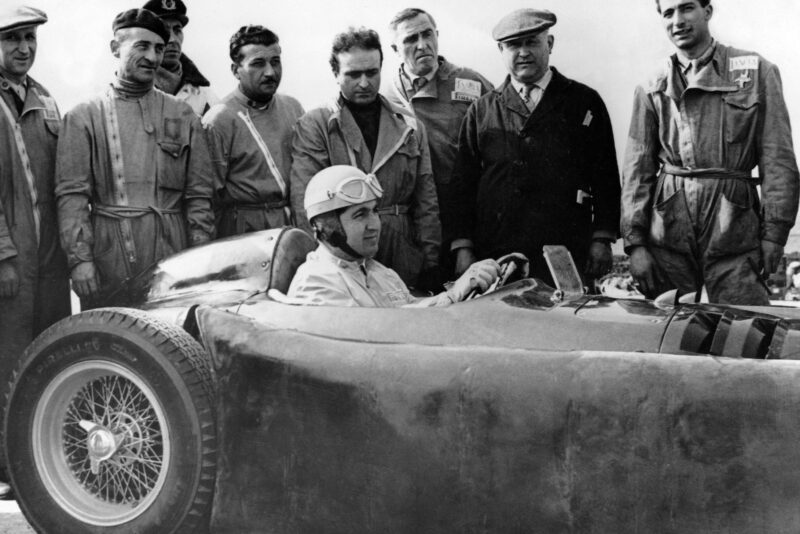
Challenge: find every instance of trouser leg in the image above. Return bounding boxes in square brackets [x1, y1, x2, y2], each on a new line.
[649, 245, 701, 298]
[704, 248, 770, 305]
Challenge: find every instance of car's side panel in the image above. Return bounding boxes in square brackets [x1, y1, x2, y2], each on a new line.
[198, 307, 800, 534]
[233, 284, 671, 354]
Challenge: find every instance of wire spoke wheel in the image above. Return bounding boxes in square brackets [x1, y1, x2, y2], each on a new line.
[34, 361, 170, 525]
[6, 308, 216, 534]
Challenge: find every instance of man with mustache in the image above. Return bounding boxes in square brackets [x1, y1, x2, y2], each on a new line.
[142, 0, 218, 116]
[449, 9, 620, 286]
[290, 27, 441, 291]
[288, 165, 499, 307]
[56, 8, 214, 308]
[0, 4, 70, 498]
[383, 8, 493, 279]
[621, 0, 799, 304]
[203, 25, 304, 238]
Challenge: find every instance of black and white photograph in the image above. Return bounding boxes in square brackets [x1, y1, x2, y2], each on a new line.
[1, 0, 800, 532]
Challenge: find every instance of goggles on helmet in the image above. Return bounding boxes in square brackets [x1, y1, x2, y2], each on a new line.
[327, 173, 384, 202]
[304, 166, 384, 221]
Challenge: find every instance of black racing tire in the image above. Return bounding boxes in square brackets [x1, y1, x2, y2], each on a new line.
[4, 308, 217, 534]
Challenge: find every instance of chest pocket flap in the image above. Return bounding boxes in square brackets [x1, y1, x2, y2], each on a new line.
[722, 90, 759, 144]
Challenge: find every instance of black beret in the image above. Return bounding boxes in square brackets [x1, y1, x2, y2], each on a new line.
[112, 8, 170, 44]
[0, 5, 47, 33]
[142, 0, 188, 27]
[493, 9, 557, 42]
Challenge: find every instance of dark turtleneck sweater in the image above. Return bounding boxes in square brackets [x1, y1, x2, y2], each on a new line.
[113, 75, 153, 100]
[343, 97, 381, 158]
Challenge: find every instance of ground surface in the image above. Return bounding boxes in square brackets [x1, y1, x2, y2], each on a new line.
[0, 501, 33, 533]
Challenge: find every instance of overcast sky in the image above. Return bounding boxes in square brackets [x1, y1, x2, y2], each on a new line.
[24, 0, 800, 245]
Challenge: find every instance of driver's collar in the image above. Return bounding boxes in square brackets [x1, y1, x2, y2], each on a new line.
[318, 242, 371, 271]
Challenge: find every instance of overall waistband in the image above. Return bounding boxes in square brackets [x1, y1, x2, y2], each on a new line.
[661, 163, 756, 181]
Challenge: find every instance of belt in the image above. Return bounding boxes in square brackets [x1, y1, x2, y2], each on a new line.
[376, 204, 410, 216]
[94, 203, 181, 265]
[661, 163, 756, 182]
[94, 204, 181, 220]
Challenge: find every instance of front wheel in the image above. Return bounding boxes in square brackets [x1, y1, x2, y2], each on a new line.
[5, 308, 216, 534]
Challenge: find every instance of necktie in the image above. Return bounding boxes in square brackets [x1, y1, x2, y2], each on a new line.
[520, 85, 535, 112]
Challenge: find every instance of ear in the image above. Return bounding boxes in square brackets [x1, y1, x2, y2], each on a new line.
[230, 62, 239, 79]
[704, 3, 713, 21]
[547, 34, 554, 53]
[496, 42, 504, 53]
[110, 39, 121, 58]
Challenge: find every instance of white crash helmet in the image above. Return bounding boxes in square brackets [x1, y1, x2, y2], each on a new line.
[304, 165, 383, 221]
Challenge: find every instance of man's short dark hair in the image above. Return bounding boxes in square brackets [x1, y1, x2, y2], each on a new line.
[329, 27, 383, 75]
[229, 25, 279, 63]
[388, 8, 437, 31]
[655, 0, 710, 13]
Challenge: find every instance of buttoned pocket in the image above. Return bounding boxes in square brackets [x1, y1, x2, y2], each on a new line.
[722, 91, 759, 144]
[157, 140, 189, 190]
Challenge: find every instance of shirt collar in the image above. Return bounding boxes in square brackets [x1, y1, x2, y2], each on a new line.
[509, 67, 553, 97]
[0, 72, 28, 102]
[676, 39, 716, 74]
[400, 61, 439, 91]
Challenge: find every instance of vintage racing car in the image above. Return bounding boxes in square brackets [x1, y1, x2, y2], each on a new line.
[5, 228, 800, 533]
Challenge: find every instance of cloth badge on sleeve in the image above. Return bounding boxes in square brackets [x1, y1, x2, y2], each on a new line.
[451, 78, 481, 102]
[729, 56, 759, 72]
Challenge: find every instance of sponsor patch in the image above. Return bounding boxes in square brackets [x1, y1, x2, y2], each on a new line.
[729, 56, 759, 71]
[451, 78, 481, 102]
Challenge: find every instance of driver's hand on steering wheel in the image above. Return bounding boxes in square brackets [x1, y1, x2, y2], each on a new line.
[447, 259, 501, 302]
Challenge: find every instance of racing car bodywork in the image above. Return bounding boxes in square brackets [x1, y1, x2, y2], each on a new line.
[5, 228, 800, 533]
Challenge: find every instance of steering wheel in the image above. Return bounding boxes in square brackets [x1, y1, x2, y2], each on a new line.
[465, 252, 530, 300]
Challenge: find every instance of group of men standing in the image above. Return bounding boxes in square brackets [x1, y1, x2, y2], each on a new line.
[0, 0, 797, 488]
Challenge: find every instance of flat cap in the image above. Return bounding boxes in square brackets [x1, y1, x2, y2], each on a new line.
[492, 9, 556, 42]
[112, 8, 170, 44]
[0, 5, 47, 33]
[142, 0, 188, 27]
